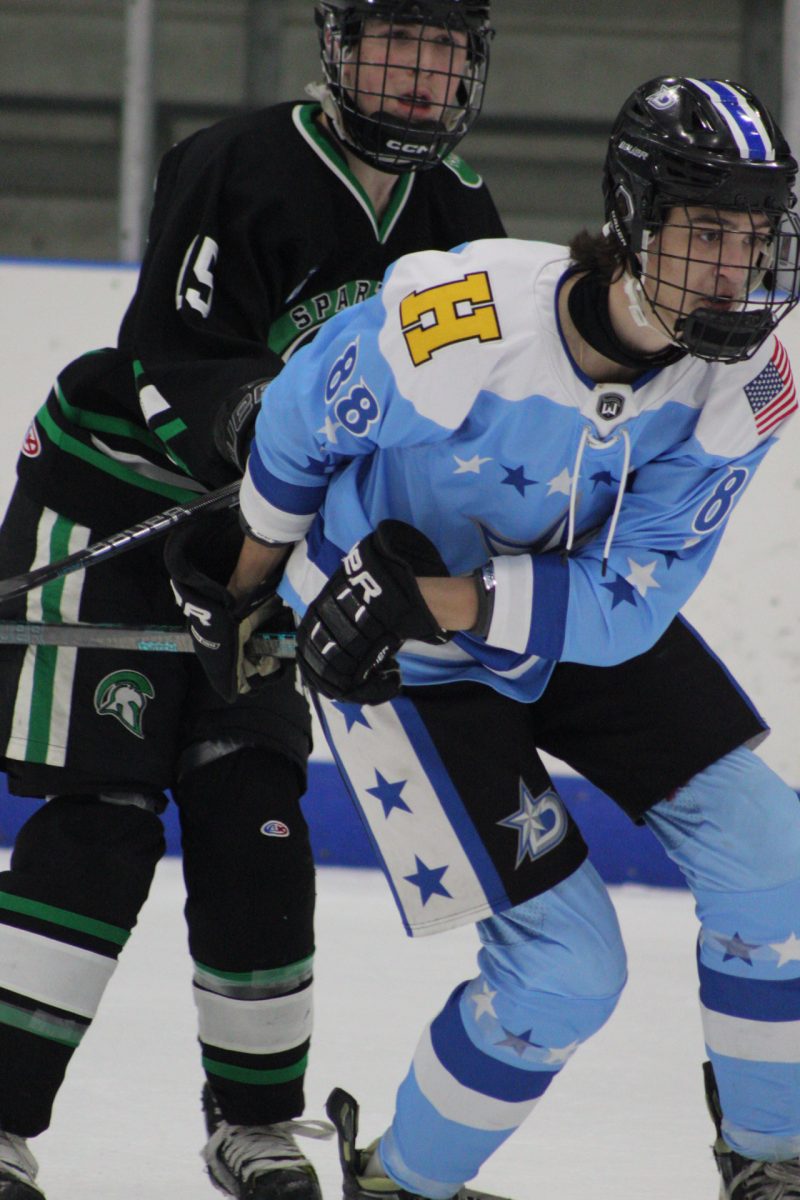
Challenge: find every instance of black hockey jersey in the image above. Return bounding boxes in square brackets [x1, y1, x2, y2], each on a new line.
[17, 101, 505, 532]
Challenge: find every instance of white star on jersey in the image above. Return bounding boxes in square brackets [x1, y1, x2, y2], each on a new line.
[470, 981, 498, 1019]
[547, 467, 573, 497]
[318, 414, 339, 444]
[544, 1040, 580, 1065]
[771, 932, 800, 967]
[625, 558, 661, 597]
[454, 454, 492, 475]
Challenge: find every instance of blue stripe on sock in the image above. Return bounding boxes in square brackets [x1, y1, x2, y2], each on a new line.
[699, 959, 800, 1022]
[429, 985, 555, 1102]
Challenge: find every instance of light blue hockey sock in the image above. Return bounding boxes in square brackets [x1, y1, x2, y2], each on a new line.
[380, 859, 627, 1196]
[645, 747, 800, 1161]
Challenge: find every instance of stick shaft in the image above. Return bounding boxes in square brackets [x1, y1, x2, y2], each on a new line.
[0, 621, 296, 659]
[0, 481, 240, 605]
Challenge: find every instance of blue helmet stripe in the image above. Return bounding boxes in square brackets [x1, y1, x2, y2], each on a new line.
[692, 78, 775, 162]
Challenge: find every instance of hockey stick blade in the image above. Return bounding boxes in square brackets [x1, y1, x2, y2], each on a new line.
[0, 481, 240, 606]
[0, 621, 296, 659]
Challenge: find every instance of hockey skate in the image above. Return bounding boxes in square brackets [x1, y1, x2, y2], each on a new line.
[201, 1083, 332, 1200]
[0, 1129, 43, 1199]
[325, 1087, 513, 1200]
[704, 1062, 800, 1199]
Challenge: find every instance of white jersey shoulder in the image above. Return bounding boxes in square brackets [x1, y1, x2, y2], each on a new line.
[692, 332, 797, 458]
[378, 239, 569, 429]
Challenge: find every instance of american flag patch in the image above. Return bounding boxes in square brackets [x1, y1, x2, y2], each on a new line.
[744, 340, 797, 435]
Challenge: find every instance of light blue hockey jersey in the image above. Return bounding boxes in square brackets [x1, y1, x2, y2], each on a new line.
[241, 238, 797, 701]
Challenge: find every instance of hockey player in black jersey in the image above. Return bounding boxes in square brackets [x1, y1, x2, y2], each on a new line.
[0, 3, 503, 1198]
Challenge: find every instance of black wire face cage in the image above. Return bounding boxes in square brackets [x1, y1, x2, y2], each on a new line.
[318, 7, 491, 172]
[603, 77, 800, 362]
[629, 202, 800, 363]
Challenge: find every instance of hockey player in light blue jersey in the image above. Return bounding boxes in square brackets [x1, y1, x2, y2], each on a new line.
[171, 77, 800, 1200]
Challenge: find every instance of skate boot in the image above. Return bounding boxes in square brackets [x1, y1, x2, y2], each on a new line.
[0, 1129, 44, 1199]
[201, 1083, 332, 1200]
[704, 1061, 800, 1198]
[325, 1087, 512, 1200]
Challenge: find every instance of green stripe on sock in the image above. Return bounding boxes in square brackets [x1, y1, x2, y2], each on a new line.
[0, 892, 129, 946]
[202, 1054, 309, 1085]
[194, 954, 313, 987]
[0, 1000, 85, 1047]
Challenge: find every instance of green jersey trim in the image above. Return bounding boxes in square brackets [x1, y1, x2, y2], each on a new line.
[294, 103, 413, 242]
[267, 277, 381, 360]
[54, 380, 163, 453]
[36, 403, 199, 503]
[23, 516, 73, 762]
[131, 363, 193, 475]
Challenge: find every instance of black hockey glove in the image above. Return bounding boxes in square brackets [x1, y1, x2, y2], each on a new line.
[296, 520, 451, 706]
[214, 378, 273, 473]
[164, 508, 286, 704]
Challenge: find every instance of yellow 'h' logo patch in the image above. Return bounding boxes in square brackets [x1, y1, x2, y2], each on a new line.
[400, 272, 502, 366]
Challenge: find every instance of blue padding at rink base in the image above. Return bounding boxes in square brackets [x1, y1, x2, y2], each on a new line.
[0, 763, 688, 887]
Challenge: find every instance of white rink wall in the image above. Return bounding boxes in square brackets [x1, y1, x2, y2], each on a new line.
[1, 258, 799, 788]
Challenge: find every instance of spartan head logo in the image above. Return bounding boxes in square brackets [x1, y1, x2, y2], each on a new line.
[94, 670, 155, 738]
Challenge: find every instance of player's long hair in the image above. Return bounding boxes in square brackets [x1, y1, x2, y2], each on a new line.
[568, 229, 625, 282]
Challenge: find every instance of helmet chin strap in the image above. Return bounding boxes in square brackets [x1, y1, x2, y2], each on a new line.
[305, 81, 347, 141]
[601, 222, 663, 337]
[622, 269, 686, 353]
[622, 272, 655, 330]
[619, 229, 688, 352]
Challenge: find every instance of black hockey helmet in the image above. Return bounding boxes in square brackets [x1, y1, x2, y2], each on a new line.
[604, 76, 800, 361]
[315, 0, 493, 172]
